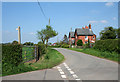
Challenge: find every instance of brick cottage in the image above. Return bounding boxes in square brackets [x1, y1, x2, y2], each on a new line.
[69, 24, 96, 46]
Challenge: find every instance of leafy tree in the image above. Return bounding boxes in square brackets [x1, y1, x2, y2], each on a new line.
[37, 29, 46, 44]
[77, 40, 83, 46]
[100, 27, 116, 40]
[37, 25, 58, 45]
[12, 40, 18, 45]
[45, 25, 58, 45]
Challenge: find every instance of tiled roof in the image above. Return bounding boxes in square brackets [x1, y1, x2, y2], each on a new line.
[75, 28, 94, 36]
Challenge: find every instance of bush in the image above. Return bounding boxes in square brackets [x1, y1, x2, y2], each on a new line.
[2, 44, 22, 66]
[38, 43, 47, 56]
[77, 40, 83, 46]
[94, 39, 119, 53]
[61, 44, 69, 48]
[2, 44, 22, 75]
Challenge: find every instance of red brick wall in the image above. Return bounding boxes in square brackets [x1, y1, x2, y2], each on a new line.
[75, 35, 96, 46]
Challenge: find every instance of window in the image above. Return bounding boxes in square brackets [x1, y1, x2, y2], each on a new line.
[85, 41, 88, 44]
[93, 36, 95, 39]
[85, 36, 88, 40]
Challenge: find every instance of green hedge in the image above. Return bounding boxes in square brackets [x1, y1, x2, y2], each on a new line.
[94, 39, 119, 53]
[2, 44, 22, 74]
[38, 43, 47, 56]
[2, 44, 22, 66]
[61, 44, 69, 48]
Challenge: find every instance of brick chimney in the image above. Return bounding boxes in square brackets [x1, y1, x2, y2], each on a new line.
[85, 26, 88, 29]
[89, 24, 91, 29]
[82, 27, 85, 29]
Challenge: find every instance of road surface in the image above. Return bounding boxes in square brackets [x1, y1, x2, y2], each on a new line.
[2, 48, 118, 81]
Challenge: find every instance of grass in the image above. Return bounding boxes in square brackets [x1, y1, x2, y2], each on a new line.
[67, 48, 118, 62]
[25, 47, 64, 70]
[2, 48, 64, 76]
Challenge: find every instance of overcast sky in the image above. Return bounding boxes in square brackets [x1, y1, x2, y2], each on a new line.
[2, 2, 118, 44]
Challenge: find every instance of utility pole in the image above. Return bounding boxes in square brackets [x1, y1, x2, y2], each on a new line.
[16, 26, 21, 44]
[70, 27, 72, 47]
[49, 18, 50, 26]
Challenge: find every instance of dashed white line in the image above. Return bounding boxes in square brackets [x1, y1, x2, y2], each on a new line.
[67, 68, 71, 71]
[60, 71, 65, 74]
[69, 70, 74, 74]
[58, 69, 63, 72]
[72, 74, 78, 78]
[63, 62, 81, 80]
[61, 75, 67, 78]
[57, 66, 67, 79]
[76, 78, 81, 80]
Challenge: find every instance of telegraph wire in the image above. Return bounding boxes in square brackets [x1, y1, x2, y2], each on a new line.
[37, 0, 48, 20]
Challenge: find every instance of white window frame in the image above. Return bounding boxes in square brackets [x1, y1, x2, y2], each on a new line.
[85, 36, 88, 40]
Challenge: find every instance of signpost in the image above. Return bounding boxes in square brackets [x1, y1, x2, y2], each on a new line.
[16, 26, 21, 44]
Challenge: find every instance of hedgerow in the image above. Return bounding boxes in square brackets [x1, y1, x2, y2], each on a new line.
[94, 39, 119, 53]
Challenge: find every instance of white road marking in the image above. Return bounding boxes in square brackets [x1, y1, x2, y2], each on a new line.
[61, 75, 67, 78]
[69, 71, 74, 74]
[63, 62, 81, 80]
[60, 71, 65, 74]
[57, 66, 61, 69]
[76, 79, 81, 80]
[73, 74, 78, 78]
[57, 66, 67, 79]
[58, 69, 63, 72]
[68, 68, 71, 71]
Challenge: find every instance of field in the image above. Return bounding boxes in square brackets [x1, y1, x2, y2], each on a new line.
[68, 48, 118, 62]
[22, 46, 35, 62]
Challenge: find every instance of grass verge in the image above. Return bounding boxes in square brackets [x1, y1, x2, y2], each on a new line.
[2, 48, 64, 76]
[67, 48, 118, 62]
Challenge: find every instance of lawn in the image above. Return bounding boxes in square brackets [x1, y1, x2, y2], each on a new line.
[68, 48, 118, 62]
[2, 48, 64, 76]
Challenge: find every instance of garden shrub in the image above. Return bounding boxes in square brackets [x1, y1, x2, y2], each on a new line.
[77, 40, 83, 46]
[94, 39, 119, 53]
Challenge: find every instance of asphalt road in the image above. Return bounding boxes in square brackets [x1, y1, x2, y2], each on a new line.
[2, 48, 118, 80]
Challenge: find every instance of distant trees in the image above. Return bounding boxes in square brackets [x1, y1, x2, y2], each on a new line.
[37, 25, 58, 45]
[63, 34, 68, 44]
[100, 27, 117, 40]
[12, 40, 18, 45]
[23, 42, 34, 46]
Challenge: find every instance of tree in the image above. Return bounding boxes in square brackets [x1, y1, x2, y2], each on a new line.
[100, 27, 116, 40]
[12, 40, 18, 45]
[115, 28, 120, 38]
[45, 25, 58, 45]
[23, 42, 34, 46]
[77, 40, 83, 46]
[63, 34, 68, 44]
[37, 29, 46, 44]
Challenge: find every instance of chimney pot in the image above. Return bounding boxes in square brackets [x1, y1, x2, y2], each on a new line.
[89, 24, 91, 29]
